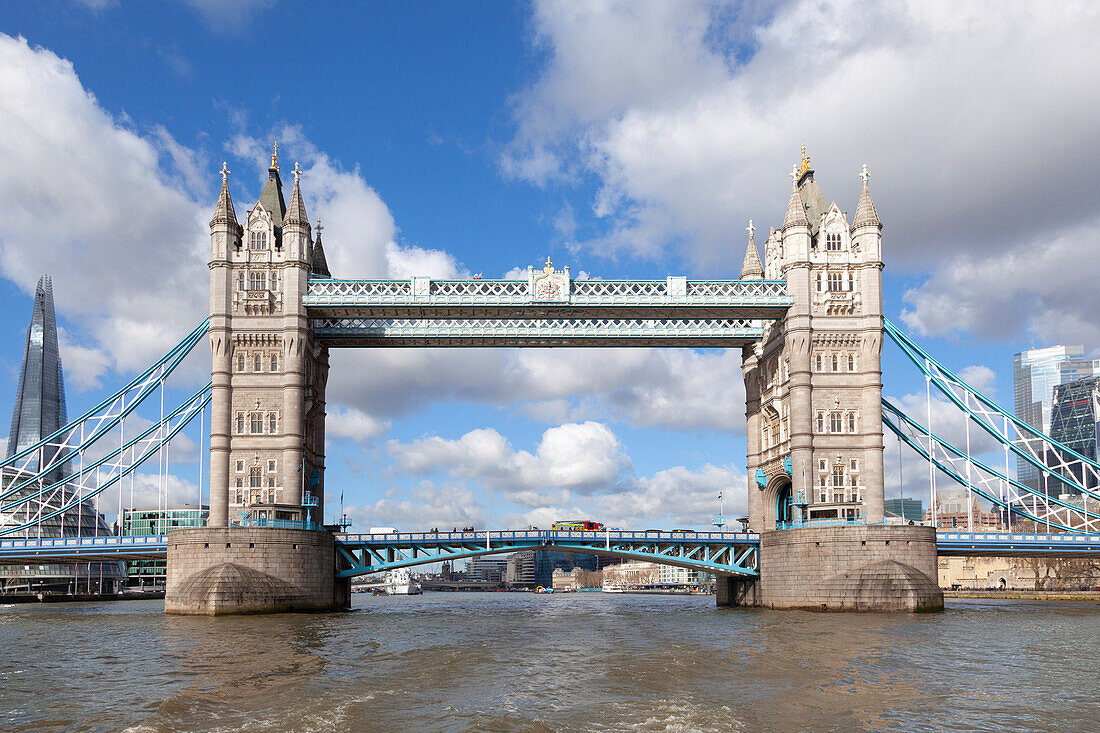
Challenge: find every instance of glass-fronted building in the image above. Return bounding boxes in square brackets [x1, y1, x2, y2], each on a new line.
[1013, 346, 1100, 492]
[884, 497, 924, 522]
[1048, 376, 1100, 496]
[122, 505, 208, 587]
[533, 550, 596, 588]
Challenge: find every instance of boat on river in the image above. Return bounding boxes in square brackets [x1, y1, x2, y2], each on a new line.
[384, 568, 422, 595]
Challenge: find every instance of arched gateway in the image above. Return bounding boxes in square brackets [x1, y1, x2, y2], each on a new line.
[165, 149, 942, 615]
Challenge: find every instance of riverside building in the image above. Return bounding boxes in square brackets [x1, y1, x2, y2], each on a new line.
[122, 505, 209, 587]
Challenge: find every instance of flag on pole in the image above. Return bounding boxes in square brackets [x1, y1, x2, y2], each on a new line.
[718, 492, 723, 500]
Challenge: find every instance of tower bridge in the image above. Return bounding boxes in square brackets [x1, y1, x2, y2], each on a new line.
[5, 148, 1100, 612]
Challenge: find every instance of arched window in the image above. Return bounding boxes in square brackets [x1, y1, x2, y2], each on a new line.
[254, 354, 262, 371]
[830, 412, 843, 433]
[250, 412, 263, 434]
[249, 230, 267, 250]
[832, 466, 845, 487]
[270, 353, 278, 371]
[268, 414, 278, 433]
[249, 467, 262, 488]
[847, 412, 857, 432]
[270, 271, 278, 291]
[831, 354, 839, 371]
[847, 353, 855, 371]
[236, 272, 245, 291]
[827, 272, 843, 291]
[248, 271, 267, 291]
[815, 273, 823, 293]
[815, 354, 822, 371]
[848, 272, 854, 291]
[237, 353, 245, 371]
[816, 412, 825, 432]
[235, 479, 242, 488]
[826, 232, 842, 251]
[236, 413, 245, 434]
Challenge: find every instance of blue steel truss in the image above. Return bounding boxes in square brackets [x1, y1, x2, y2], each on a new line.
[333, 530, 761, 578]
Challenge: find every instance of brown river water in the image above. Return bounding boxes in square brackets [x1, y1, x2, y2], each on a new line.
[1, 593, 1097, 732]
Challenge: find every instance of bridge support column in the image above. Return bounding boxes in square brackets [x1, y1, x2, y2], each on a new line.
[758, 525, 943, 612]
[715, 575, 758, 607]
[165, 527, 350, 615]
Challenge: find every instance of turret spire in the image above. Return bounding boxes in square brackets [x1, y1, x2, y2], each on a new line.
[853, 163, 882, 230]
[783, 164, 809, 229]
[285, 161, 309, 226]
[210, 162, 240, 230]
[740, 219, 764, 280]
[311, 219, 331, 277]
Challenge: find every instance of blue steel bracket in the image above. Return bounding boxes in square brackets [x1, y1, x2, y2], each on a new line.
[783, 456, 792, 475]
[755, 469, 767, 489]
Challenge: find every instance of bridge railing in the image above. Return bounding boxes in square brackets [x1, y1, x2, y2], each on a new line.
[336, 529, 760, 544]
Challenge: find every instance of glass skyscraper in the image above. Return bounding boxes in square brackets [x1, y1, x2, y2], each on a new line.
[1048, 376, 1100, 495]
[1013, 346, 1100, 491]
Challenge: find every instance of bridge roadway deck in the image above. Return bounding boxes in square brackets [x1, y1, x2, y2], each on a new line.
[1, 531, 1097, 564]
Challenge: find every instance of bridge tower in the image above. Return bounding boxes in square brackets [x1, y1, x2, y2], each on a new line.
[728, 152, 942, 611]
[166, 151, 345, 614]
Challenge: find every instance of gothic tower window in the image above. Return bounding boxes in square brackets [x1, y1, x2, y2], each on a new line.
[254, 353, 262, 371]
[847, 412, 857, 432]
[248, 271, 267, 291]
[237, 272, 245, 291]
[847, 353, 855, 371]
[827, 272, 843, 291]
[815, 273, 822, 292]
[831, 354, 839, 372]
[250, 467, 262, 488]
[848, 272, 855, 291]
[270, 353, 278, 371]
[268, 413, 278, 433]
[270, 271, 278, 291]
[832, 466, 845, 487]
[830, 412, 843, 433]
[826, 232, 842, 251]
[250, 412, 263, 434]
[249, 231, 268, 250]
[816, 412, 825, 432]
[815, 353, 822, 371]
[237, 353, 245, 371]
[236, 413, 245, 434]
[267, 459, 276, 472]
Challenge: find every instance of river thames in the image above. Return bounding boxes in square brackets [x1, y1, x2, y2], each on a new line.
[1, 593, 1097, 732]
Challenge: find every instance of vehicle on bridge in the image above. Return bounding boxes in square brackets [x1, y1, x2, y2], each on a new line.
[551, 520, 605, 531]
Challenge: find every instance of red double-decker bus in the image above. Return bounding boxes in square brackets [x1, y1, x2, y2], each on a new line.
[551, 520, 605, 531]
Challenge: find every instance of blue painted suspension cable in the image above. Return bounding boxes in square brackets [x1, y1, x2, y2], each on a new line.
[0, 319, 209, 473]
[883, 318, 1100, 502]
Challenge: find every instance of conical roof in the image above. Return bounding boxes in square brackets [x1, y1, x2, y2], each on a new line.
[740, 224, 764, 280]
[210, 174, 240, 230]
[853, 169, 882, 229]
[783, 171, 810, 229]
[797, 171, 829, 235]
[285, 164, 309, 226]
[311, 229, 331, 277]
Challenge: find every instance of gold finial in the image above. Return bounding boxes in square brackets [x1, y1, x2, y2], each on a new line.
[798, 144, 811, 176]
[544, 256, 553, 271]
[270, 142, 279, 171]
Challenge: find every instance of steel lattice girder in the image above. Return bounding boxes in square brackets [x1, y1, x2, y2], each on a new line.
[333, 530, 761, 578]
[311, 317, 766, 347]
[303, 278, 792, 321]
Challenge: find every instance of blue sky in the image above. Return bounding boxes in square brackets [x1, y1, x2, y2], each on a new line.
[0, 1, 1097, 531]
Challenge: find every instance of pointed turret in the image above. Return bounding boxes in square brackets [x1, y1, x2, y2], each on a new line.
[256, 144, 287, 247]
[853, 164, 882, 230]
[783, 165, 810, 229]
[311, 222, 331, 277]
[285, 162, 309, 226]
[740, 219, 764, 280]
[209, 162, 241, 233]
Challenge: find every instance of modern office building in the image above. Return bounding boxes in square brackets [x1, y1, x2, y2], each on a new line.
[465, 556, 508, 583]
[122, 505, 209, 587]
[1013, 346, 1100, 491]
[1048, 376, 1100, 495]
[505, 551, 536, 587]
[656, 564, 713, 585]
[0, 277, 122, 594]
[884, 497, 924, 522]
[533, 549, 597, 588]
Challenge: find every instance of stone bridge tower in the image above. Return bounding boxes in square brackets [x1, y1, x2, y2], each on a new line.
[165, 151, 346, 616]
[207, 151, 330, 529]
[742, 154, 885, 532]
[726, 153, 941, 612]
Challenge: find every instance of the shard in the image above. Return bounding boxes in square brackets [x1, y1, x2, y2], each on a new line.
[7, 276, 69, 484]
